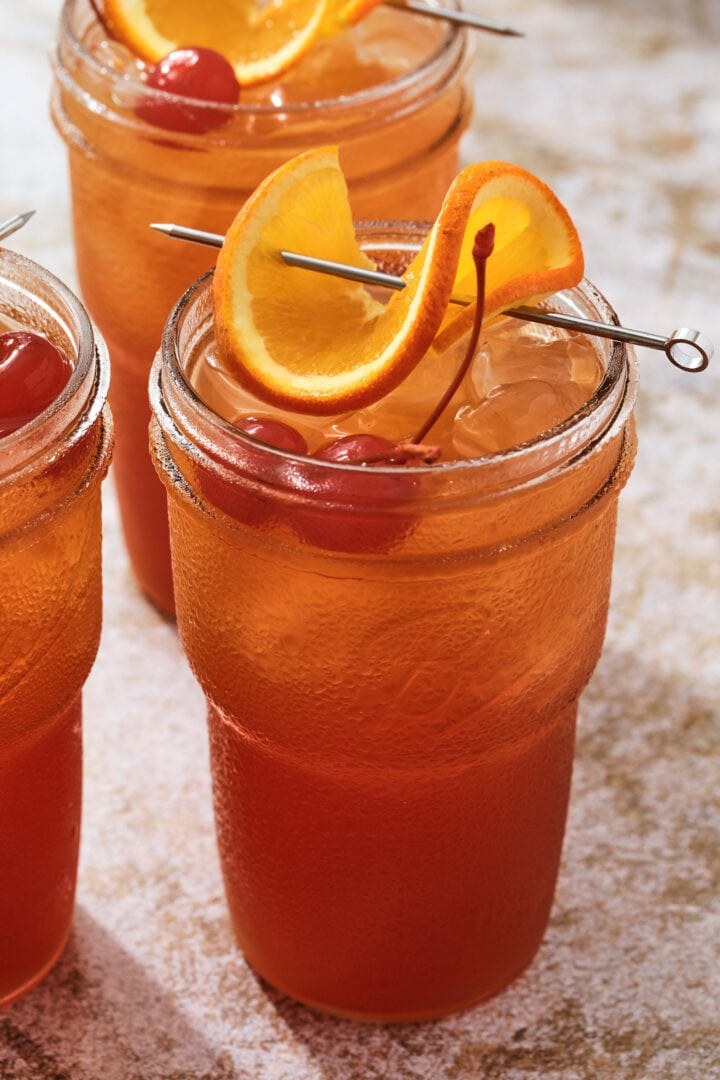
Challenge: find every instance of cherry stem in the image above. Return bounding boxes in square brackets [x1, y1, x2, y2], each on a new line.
[358, 441, 442, 465]
[87, 0, 112, 36]
[323, 225, 494, 468]
[410, 223, 495, 446]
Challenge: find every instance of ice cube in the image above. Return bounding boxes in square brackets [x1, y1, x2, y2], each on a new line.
[452, 378, 591, 457]
[472, 319, 578, 396]
[568, 336, 604, 388]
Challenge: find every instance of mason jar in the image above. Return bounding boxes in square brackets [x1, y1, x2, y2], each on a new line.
[0, 248, 112, 1006]
[51, 0, 472, 614]
[148, 223, 637, 1021]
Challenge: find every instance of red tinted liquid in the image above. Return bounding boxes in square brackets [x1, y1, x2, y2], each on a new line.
[0, 696, 82, 1006]
[207, 700, 576, 1020]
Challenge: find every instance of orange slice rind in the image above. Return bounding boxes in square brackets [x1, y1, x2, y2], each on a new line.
[213, 149, 584, 415]
[319, 0, 384, 34]
[433, 162, 584, 351]
[103, 0, 332, 86]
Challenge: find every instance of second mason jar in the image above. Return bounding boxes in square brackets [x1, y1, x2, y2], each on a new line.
[51, 0, 472, 614]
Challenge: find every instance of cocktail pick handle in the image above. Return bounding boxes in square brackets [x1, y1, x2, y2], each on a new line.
[665, 328, 713, 373]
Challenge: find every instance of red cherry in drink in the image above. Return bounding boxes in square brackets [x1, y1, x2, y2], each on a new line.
[314, 433, 398, 464]
[0, 331, 73, 438]
[136, 48, 240, 134]
[291, 434, 415, 554]
[234, 415, 308, 456]
[197, 413, 307, 524]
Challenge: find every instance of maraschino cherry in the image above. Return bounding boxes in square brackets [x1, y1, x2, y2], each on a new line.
[293, 434, 420, 554]
[196, 415, 307, 524]
[0, 331, 73, 438]
[136, 48, 241, 134]
[234, 415, 308, 456]
[315, 434, 410, 465]
[209, 224, 495, 550]
[86, 0, 240, 133]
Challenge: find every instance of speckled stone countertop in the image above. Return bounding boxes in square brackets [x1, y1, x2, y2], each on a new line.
[2, 1, 719, 1077]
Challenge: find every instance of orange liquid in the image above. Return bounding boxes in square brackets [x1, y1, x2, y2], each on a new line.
[0, 697, 82, 1007]
[156, 412, 634, 1018]
[53, 1, 471, 613]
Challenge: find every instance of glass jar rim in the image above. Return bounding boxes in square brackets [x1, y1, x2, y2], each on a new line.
[58, 0, 468, 119]
[0, 248, 109, 478]
[152, 219, 637, 498]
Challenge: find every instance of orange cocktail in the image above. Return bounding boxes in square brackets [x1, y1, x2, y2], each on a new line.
[149, 213, 637, 1019]
[0, 248, 112, 1007]
[51, 0, 471, 614]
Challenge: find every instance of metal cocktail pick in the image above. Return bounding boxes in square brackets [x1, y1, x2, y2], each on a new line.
[385, 1, 522, 36]
[150, 222, 713, 373]
[88, 0, 522, 42]
[0, 211, 36, 244]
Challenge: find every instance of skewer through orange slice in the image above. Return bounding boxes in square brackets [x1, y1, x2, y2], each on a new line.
[213, 147, 584, 414]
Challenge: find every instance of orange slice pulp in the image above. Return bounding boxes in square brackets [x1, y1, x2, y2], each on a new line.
[212, 147, 584, 415]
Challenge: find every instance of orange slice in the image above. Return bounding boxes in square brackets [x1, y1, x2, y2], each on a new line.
[213, 150, 584, 415]
[213, 145, 475, 414]
[319, 0, 383, 34]
[103, 0, 330, 86]
[432, 161, 584, 351]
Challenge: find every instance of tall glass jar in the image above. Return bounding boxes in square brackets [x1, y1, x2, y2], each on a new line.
[51, 0, 472, 615]
[148, 224, 638, 1021]
[0, 249, 112, 1006]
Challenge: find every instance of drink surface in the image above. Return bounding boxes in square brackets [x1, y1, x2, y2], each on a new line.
[53, 0, 471, 612]
[89, 5, 443, 105]
[188, 306, 604, 459]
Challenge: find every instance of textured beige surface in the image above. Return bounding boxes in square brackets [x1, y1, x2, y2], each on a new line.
[2, 1, 719, 1076]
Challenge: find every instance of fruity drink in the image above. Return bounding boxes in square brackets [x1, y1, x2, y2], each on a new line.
[149, 216, 638, 1020]
[51, 0, 472, 614]
[0, 248, 112, 1006]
